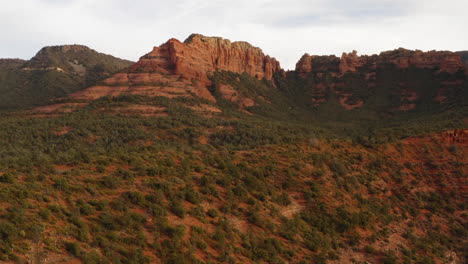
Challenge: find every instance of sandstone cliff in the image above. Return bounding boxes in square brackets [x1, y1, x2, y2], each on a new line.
[292, 48, 467, 111]
[135, 34, 281, 83]
[339, 50, 362, 73]
[73, 34, 282, 102]
[296, 48, 465, 75]
[295, 54, 340, 76]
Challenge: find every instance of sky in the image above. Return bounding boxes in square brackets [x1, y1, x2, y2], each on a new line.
[1, 0, 467, 69]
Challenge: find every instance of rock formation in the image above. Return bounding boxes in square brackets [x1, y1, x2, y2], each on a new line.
[295, 54, 340, 76]
[292, 48, 467, 111]
[339, 50, 361, 73]
[73, 34, 282, 102]
[296, 48, 465, 76]
[135, 34, 281, 83]
[295, 54, 313, 76]
[376, 49, 464, 73]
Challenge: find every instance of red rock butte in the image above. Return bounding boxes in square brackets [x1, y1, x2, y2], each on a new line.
[72, 34, 282, 102]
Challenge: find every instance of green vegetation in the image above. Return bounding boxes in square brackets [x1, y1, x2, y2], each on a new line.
[0, 45, 132, 110]
[0, 67, 466, 263]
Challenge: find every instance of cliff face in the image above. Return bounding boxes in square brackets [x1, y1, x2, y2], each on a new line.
[135, 34, 281, 83]
[291, 48, 466, 112]
[73, 34, 282, 102]
[376, 49, 464, 73]
[339, 50, 362, 73]
[296, 48, 465, 75]
[295, 54, 340, 76]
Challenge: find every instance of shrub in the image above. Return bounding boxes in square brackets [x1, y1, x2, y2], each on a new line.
[95, 165, 106, 173]
[83, 250, 101, 264]
[122, 191, 146, 207]
[79, 204, 96, 216]
[328, 159, 347, 177]
[65, 242, 81, 257]
[100, 175, 121, 189]
[170, 201, 186, 218]
[207, 208, 218, 218]
[0, 221, 17, 244]
[0, 173, 14, 183]
[185, 187, 201, 204]
[273, 193, 291, 206]
[39, 208, 51, 220]
[382, 252, 398, 264]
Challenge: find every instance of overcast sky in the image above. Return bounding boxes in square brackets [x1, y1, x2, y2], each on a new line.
[1, 0, 467, 69]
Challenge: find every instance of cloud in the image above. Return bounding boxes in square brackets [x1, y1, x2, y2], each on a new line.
[0, 0, 467, 69]
[258, 0, 412, 27]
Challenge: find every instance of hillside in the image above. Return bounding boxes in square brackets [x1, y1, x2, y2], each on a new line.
[0, 34, 466, 264]
[0, 98, 466, 263]
[0, 45, 133, 110]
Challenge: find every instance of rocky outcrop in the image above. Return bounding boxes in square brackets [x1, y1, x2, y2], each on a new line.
[295, 54, 340, 76]
[377, 49, 464, 73]
[339, 49, 464, 74]
[217, 84, 256, 108]
[295, 54, 313, 76]
[292, 48, 466, 111]
[297, 48, 465, 76]
[339, 50, 362, 73]
[74, 34, 282, 102]
[134, 34, 281, 84]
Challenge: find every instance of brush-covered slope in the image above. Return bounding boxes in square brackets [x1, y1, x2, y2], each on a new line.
[0, 96, 466, 263]
[0, 45, 133, 110]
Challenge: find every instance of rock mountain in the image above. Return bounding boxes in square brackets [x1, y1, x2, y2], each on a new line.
[1, 33, 466, 116]
[68, 34, 467, 116]
[72, 34, 282, 103]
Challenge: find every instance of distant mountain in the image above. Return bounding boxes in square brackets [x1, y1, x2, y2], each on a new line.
[0, 59, 26, 70]
[0, 45, 133, 110]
